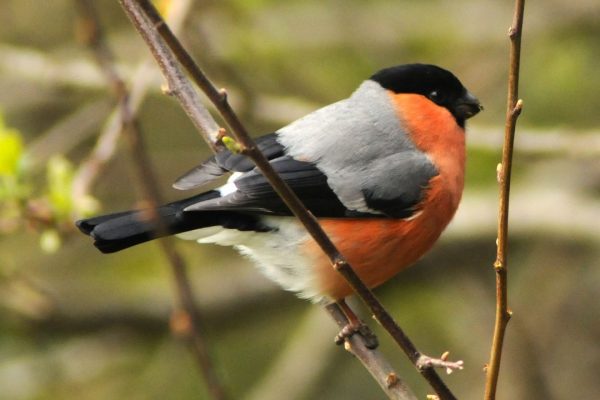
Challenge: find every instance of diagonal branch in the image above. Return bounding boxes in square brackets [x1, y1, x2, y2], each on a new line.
[484, 1, 525, 399]
[325, 304, 417, 399]
[119, 1, 458, 398]
[116, 0, 222, 152]
[73, 1, 229, 399]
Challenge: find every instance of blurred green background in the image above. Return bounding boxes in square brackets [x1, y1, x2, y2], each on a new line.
[1, 0, 599, 399]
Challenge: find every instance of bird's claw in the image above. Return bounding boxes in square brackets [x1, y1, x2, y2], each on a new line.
[334, 321, 379, 349]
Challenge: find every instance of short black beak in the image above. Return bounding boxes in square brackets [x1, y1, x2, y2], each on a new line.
[455, 91, 482, 120]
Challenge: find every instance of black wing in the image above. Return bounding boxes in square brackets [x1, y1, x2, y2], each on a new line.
[184, 155, 363, 217]
[173, 133, 285, 190]
[173, 133, 356, 217]
[174, 132, 434, 219]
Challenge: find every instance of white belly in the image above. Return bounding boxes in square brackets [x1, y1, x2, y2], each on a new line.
[177, 217, 326, 302]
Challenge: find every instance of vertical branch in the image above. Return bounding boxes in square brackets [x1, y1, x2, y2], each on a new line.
[121, 100, 229, 400]
[73, 2, 229, 399]
[484, 1, 525, 399]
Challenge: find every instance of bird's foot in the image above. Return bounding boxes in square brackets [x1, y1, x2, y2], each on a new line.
[330, 299, 379, 349]
[334, 320, 379, 349]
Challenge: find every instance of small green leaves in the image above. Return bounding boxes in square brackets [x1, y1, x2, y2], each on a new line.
[45, 155, 99, 223]
[0, 114, 28, 203]
[221, 136, 244, 154]
[0, 113, 28, 227]
[47, 155, 75, 221]
[0, 114, 24, 176]
[40, 229, 61, 254]
[0, 112, 99, 253]
[75, 194, 100, 218]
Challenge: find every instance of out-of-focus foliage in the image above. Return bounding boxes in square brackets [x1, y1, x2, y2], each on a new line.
[0, 113, 97, 252]
[46, 155, 76, 221]
[0, 114, 24, 176]
[0, 114, 29, 236]
[41, 154, 99, 252]
[0, 113, 27, 201]
[45, 155, 99, 220]
[0, 1, 598, 399]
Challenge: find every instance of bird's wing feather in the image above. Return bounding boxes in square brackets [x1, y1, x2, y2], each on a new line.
[183, 151, 437, 218]
[359, 153, 438, 218]
[172, 133, 284, 190]
[184, 155, 360, 217]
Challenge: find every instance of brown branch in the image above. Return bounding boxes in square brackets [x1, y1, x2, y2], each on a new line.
[118, 1, 461, 399]
[484, 1, 525, 399]
[417, 354, 463, 375]
[116, 0, 222, 152]
[73, 2, 229, 400]
[326, 304, 417, 400]
[28, 100, 111, 171]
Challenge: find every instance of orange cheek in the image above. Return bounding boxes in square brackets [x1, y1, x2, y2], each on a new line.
[390, 93, 466, 215]
[389, 94, 465, 173]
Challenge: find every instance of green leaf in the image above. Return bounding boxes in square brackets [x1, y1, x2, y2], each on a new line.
[0, 114, 24, 176]
[40, 229, 61, 253]
[222, 136, 244, 154]
[46, 155, 75, 220]
[75, 194, 101, 218]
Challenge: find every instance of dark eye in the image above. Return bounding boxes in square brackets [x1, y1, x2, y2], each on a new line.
[429, 90, 439, 100]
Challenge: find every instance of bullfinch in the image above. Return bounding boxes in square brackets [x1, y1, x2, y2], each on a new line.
[77, 63, 481, 304]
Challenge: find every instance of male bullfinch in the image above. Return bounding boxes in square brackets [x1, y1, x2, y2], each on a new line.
[77, 63, 481, 304]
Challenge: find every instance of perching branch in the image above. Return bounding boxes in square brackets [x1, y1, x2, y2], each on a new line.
[326, 304, 418, 400]
[484, 1, 525, 399]
[73, 2, 229, 400]
[119, 1, 460, 399]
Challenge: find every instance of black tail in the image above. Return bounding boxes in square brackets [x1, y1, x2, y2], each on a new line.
[76, 191, 270, 253]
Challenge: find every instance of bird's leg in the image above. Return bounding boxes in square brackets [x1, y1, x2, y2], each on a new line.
[334, 299, 379, 349]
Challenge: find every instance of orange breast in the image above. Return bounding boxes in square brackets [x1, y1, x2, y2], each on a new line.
[304, 93, 466, 300]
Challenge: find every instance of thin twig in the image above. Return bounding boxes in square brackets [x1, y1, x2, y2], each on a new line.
[120, 1, 459, 398]
[326, 304, 417, 400]
[417, 354, 463, 376]
[28, 100, 111, 170]
[484, 1, 525, 399]
[73, 2, 229, 399]
[117, 0, 222, 152]
[70, 61, 159, 200]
